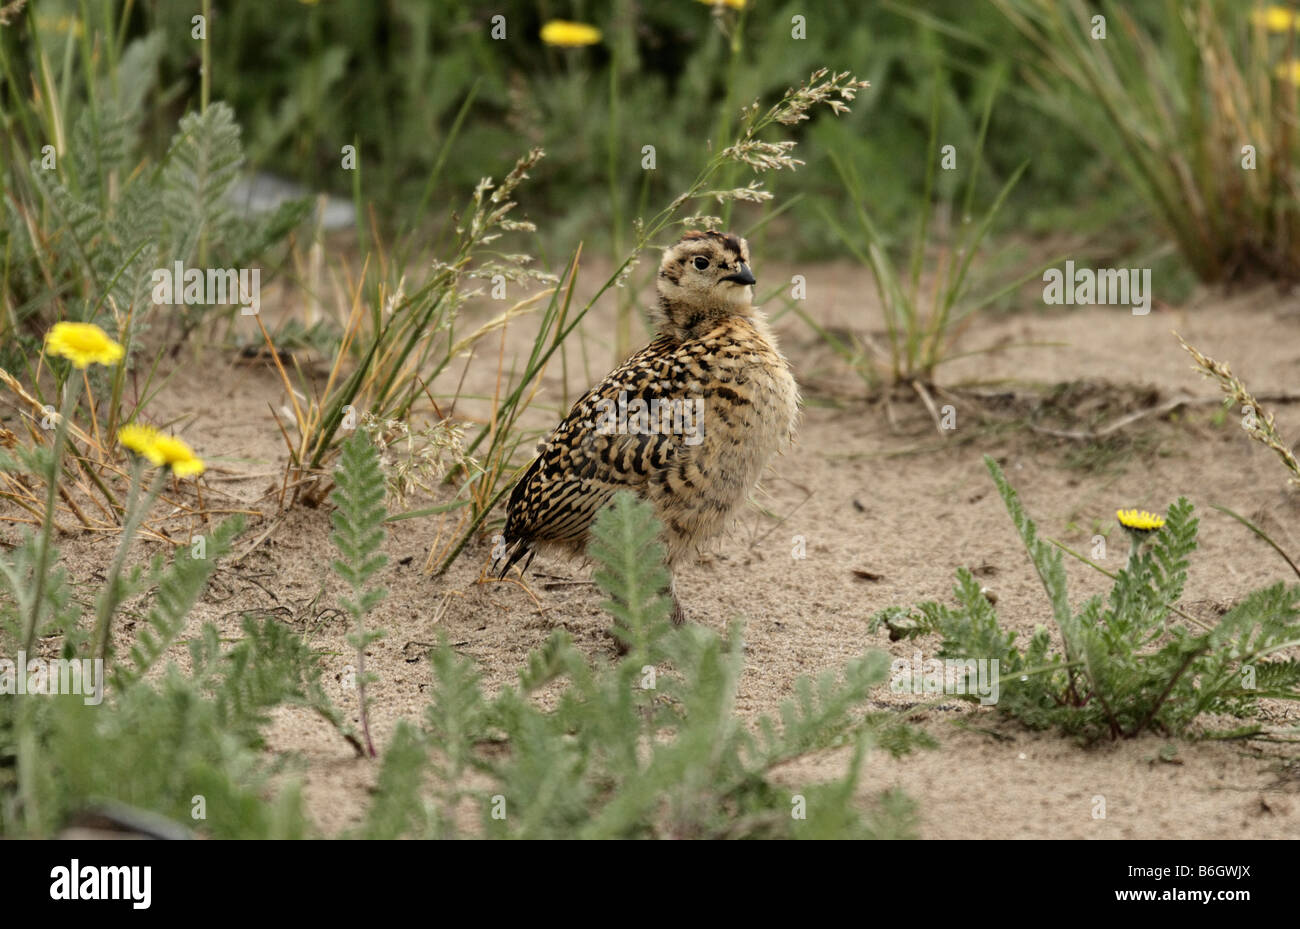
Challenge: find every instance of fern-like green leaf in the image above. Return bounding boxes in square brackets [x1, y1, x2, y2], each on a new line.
[985, 455, 1078, 656]
[160, 102, 243, 264]
[113, 515, 243, 691]
[359, 720, 436, 839]
[587, 491, 674, 652]
[329, 431, 389, 616]
[425, 640, 489, 778]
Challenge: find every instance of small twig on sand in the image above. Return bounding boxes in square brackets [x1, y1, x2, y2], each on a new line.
[231, 516, 284, 564]
[1027, 392, 1300, 442]
[1027, 397, 1191, 441]
[911, 379, 946, 437]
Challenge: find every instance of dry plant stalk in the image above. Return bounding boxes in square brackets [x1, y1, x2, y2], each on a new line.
[0, 368, 231, 538]
[1176, 332, 1300, 487]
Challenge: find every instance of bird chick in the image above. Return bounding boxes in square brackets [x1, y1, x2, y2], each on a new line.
[497, 230, 799, 627]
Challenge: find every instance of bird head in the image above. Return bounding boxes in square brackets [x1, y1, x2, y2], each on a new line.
[654, 230, 756, 341]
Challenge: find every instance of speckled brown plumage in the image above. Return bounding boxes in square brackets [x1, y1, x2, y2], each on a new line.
[497, 230, 799, 624]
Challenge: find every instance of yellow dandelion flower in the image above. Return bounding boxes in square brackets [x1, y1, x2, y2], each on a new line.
[45, 322, 125, 369]
[695, 0, 747, 9]
[1251, 5, 1298, 32]
[118, 423, 160, 458]
[116, 423, 204, 476]
[1275, 59, 1300, 85]
[146, 434, 205, 477]
[36, 14, 86, 38]
[540, 20, 602, 47]
[1116, 508, 1165, 532]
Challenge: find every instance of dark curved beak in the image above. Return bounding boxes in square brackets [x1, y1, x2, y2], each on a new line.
[720, 263, 756, 286]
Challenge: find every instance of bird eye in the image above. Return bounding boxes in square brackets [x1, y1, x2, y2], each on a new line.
[692, 256, 710, 271]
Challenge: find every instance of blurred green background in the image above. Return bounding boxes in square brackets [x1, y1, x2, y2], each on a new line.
[6, 0, 1127, 257]
[6, 0, 1299, 336]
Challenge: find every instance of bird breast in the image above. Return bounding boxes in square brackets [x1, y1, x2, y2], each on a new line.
[698, 316, 798, 476]
[651, 313, 799, 558]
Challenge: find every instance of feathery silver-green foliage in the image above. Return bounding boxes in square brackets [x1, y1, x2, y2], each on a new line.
[112, 515, 243, 690]
[361, 491, 919, 838]
[2, 31, 308, 363]
[6, 620, 320, 839]
[330, 432, 390, 620]
[588, 491, 675, 653]
[188, 615, 355, 753]
[872, 455, 1300, 742]
[358, 720, 440, 840]
[0, 490, 355, 836]
[0, 565, 362, 835]
[329, 431, 390, 755]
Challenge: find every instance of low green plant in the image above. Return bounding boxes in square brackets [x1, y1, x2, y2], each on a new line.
[0, 327, 236, 672]
[361, 491, 923, 839]
[587, 490, 676, 655]
[0, 611, 350, 838]
[0, 473, 348, 837]
[872, 456, 1300, 743]
[0, 444, 354, 836]
[0, 334, 354, 834]
[3, 415, 922, 838]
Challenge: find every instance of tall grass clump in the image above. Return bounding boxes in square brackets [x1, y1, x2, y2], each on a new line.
[262, 146, 554, 511]
[990, 0, 1300, 283]
[804, 59, 1043, 397]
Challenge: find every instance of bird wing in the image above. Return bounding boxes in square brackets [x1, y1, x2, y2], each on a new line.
[498, 336, 699, 574]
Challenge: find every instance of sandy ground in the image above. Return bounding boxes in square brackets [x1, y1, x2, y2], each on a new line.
[7, 258, 1300, 838]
